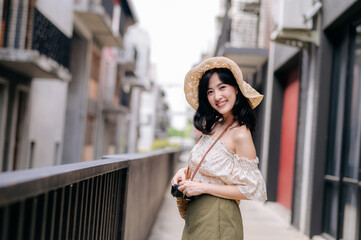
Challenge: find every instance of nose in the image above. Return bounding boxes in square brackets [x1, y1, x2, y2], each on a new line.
[214, 90, 221, 101]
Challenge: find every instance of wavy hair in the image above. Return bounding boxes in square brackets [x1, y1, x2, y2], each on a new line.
[193, 68, 256, 134]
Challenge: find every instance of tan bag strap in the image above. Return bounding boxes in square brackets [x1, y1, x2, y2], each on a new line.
[185, 135, 202, 179]
[186, 120, 236, 181]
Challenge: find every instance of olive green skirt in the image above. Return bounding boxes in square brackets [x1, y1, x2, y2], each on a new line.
[182, 194, 243, 240]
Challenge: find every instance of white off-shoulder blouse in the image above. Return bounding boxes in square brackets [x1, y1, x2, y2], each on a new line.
[187, 134, 267, 202]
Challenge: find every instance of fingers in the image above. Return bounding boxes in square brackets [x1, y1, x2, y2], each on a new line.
[178, 180, 188, 186]
[171, 174, 182, 185]
[177, 184, 185, 191]
[171, 169, 187, 185]
[171, 177, 176, 185]
[178, 181, 198, 197]
[177, 186, 190, 197]
[177, 181, 190, 196]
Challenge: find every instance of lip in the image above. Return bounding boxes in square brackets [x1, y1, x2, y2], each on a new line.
[216, 100, 227, 108]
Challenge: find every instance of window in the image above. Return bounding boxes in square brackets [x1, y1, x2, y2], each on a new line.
[0, 79, 9, 171]
[10, 86, 29, 170]
[323, 22, 361, 240]
[83, 114, 95, 162]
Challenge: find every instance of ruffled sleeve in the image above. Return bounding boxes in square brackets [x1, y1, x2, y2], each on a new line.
[230, 155, 267, 202]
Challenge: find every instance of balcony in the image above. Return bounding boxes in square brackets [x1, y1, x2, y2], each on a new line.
[74, 0, 123, 47]
[221, 45, 268, 74]
[0, 149, 181, 240]
[116, 48, 136, 72]
[0, 49, 71, 81]
[215, 0, 268, 75]
[0, 8, 71, 80]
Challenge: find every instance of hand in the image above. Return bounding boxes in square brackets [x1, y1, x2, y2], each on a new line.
[177, 180, 206, 197]
[171, 167, 187, 185]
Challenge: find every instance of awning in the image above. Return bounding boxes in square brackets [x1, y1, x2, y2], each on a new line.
[123, 75, 149, 90]
[222, 47, 268, 74]
[271, 29, 320, 47]
[75, 6, 122, 48]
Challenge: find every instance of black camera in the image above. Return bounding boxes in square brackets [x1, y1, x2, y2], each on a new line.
[171, 184, 194, 201]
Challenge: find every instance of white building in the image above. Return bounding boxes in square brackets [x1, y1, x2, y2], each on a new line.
[0, 0, 137, 171]
[0, 0, 73, 170]
[122, 25, 169, 152]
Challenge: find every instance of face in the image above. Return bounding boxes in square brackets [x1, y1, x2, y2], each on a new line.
[207, 72, 238, 117]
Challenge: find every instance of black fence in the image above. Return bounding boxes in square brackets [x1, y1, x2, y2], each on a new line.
[0, 149, 181, 240]
[32, 8, 71, 69]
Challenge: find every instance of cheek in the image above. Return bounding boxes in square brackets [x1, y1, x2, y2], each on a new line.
[207, 95, 213, 105]
[232, 90, 238, 100]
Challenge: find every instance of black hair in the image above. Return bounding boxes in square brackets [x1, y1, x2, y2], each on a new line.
[193, 68, 256, 134]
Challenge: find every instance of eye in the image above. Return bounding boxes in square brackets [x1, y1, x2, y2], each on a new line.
[207, 90, 213, 95]
[220, 85, 226, 90]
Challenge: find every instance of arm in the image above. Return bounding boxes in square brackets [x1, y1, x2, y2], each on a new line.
[232, 126, 267, 201]
[233, 126, 257, 160]
[177, 181, 249, 200]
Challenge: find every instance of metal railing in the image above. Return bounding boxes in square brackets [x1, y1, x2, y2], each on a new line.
[0, 149, 181, 240]
[32, 8, 71, 69]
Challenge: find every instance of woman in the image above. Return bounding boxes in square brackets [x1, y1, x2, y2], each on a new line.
[171, 57, 267, 240]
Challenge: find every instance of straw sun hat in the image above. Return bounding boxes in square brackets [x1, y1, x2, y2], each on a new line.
[184, 56, 263, 110]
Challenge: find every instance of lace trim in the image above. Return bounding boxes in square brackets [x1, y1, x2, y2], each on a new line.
[234, 155, 259, 164]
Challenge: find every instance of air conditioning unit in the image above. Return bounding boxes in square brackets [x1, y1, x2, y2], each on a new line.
[271, 0, 322, 47]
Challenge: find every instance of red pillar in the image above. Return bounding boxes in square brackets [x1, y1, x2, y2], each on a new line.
[277, 66, 300, 209]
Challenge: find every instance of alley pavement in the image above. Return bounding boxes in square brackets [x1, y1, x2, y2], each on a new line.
[148, 154, 310, 240]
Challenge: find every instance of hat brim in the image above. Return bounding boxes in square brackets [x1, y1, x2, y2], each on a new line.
[184, 56, 263, 110]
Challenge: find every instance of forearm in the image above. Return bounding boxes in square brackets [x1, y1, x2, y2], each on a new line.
[203, 183, 249, 200]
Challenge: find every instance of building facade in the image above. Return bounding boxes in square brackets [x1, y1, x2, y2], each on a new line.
[0, 0, 73, 170]
[0, 0, 138, 170]
[264, 1, 361, 239]
[216, 0, 361, 239]
[63, 0, 137, 163]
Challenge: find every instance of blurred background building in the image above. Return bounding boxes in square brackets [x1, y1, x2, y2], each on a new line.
[262, 1, 361, 239]
[0, 0, 170, 171]
[211, 0, 361, 239]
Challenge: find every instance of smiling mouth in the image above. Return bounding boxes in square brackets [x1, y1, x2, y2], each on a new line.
[216, 101, 227, 108]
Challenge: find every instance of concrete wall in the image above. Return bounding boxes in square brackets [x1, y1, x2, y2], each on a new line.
[138, 86, 158, 151]
[273, 44, 299, 71]
[127, 87, 142, 153]
[28, 79, 68, 167]
[124, 25, 151, 87]
[103, 150, 182, 240]
[258, 0, 272, 48]
[62, 28, 92, 164]
[250, 0, 361, 237]
[322, 0, 357, 30]
[123, 25, 152, 153]
[36, 0, 73, 37]
[102, 48, 117, 105]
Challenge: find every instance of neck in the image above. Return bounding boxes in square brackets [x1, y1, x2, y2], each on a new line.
[221, 114, 235, 126]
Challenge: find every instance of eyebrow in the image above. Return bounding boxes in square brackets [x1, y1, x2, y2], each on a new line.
[208, 83, 225, 90]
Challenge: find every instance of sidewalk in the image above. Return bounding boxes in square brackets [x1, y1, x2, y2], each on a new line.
[148, 158, 309, 240]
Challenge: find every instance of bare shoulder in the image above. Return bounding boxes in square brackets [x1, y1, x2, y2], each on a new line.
[231, 125, 256, 158]
[231, 125, 253, 144]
